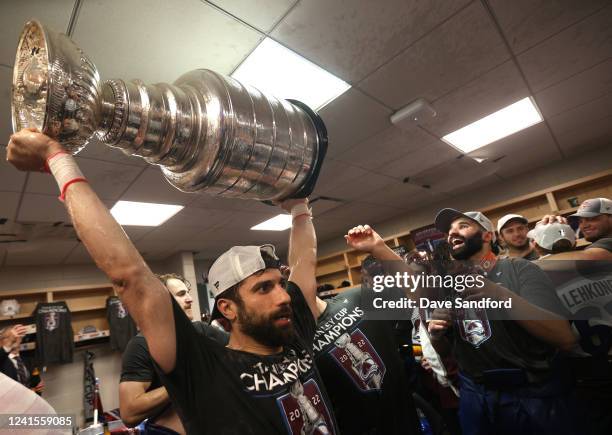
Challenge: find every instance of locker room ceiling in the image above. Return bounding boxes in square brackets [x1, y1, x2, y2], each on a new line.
[0, 0, 611, 266]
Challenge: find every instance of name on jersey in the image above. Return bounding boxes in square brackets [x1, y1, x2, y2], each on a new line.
[240, 349, 314, 393]
[559, 278, 612, 309]
[313, 306, 363, 353]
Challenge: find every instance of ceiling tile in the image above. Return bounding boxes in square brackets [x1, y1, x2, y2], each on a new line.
[333, 124, 438, 171]
[62, 243, 94, 265]
[489, 0, 609, 54]
[0, 148, 27, 193]
[121, 167, 197, 205]
[17, 193, 69, 222]
[553, 113, 612, 155]
[421, 60, 528, 136]
[356, 181, 445, 211]
[547, 93, 612, 137]
[123, 226, 155, 242]
[312, 158, 369, 195]
[358, 2, 509, 109]
[518, 5, 612, 92]
[5, 240, 78, 266]
[26, 157, 144, 200]
[319, 88, 392, 159]
[316, 170, 395, 202]
[73, 0, 263, 84]
[272, 0, 471, 82]
[208, 0, 295, 32]
[535, 59, 612, 118]
[375, 140, 461, 180]
[190, 194, 278, 214]
[486, 123, 562, 178]
[319, 201, 403, 227]
[0, 191, 21, 220]
[406, 157, 503, 195]
[165, 206, 235, 229]
[0, 0, 75, 66]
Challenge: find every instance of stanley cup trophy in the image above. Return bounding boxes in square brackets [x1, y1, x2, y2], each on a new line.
[12, 20, 327, 201]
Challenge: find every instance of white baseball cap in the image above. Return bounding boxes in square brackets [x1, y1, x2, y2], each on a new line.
[434, 208, 496, 242]
[527, 223, 576, 250]
[208, 244, 280, 320]
[497, 214, 528, 233]
[569, 198, 612, 218]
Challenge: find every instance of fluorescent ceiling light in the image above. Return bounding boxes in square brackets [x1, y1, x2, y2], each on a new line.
[110, 201, 183, 226]
[441, 97, 543, 153]
[251, 214, 292, 231]
[232, 38, 351, 110]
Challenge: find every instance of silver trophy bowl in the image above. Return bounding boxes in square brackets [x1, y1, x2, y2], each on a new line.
[12, 20, 327, 201]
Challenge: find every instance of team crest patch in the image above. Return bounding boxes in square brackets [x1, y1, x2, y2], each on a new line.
[277, 379, 335, 435]
[456, 308, 492, 348]
[115, 300, 127, 319]
[44, 312, 59, 331]
[329, 329, 385, 392]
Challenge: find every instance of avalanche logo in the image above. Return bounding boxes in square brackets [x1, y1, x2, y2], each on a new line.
[115, 300, 128, 319]
[277, 379, 335, 435]
[329, 329, 385, 392]
[455, 307, 492, 348]
[44, 312, 59, 331]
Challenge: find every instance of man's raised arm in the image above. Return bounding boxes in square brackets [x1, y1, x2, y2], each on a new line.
[281, 198, 319, 318]
[7, 129, 176, 373]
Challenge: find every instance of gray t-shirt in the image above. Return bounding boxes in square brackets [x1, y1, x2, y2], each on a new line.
[587, 237, 612, 253]
[451, 258, 567, 383]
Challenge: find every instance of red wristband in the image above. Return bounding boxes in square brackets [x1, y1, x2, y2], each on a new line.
[44, 150, 69, 173]
[292, 212, 312, 221]
[59, 178, 88, 201]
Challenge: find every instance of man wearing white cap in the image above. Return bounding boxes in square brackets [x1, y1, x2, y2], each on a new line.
[344, 209, 578, 435]
[539, 198, 612, 261]
[497, 214, 539, 261]
[6, 130, 338, 434]
[528, 222, 576, 258]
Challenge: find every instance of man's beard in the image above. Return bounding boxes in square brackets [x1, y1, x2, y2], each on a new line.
[238, 304, 295, 348]
[451, 231, 484, 260]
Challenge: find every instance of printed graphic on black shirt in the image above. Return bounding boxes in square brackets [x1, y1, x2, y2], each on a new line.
[107, 296, 138, 352]
[43, 311, 59, 331]
[313, 304, 363, 353]
[277, 379, 334, 435]
[34, 302, 74, 365]
[328, 329, 385, 392]
[239, 347, 315, 394]
[455, 307, 492, 348]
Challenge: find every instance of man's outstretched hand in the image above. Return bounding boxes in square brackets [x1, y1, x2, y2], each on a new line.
[344, 224, 385, 254]
[6, 128, 64, 172]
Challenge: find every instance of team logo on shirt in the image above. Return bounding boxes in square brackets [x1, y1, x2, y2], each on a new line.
[277, 379, 335, 435]
[115, 300, 128, 319]
[329, 329, 385, 392]
[44, 312, 59, 331]
[455, 308, 491, 348]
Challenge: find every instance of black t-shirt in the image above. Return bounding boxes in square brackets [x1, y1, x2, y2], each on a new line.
[121, 322, 229, 424]
[158, 281, 339, 435]
[34, 301, 74, 364]
[314, 287, 419, 435]
[451, 258, 567, 383]
[107, 296, 138, 352]
[121, 322, 230, 388]
[587, 237, 612, 253]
